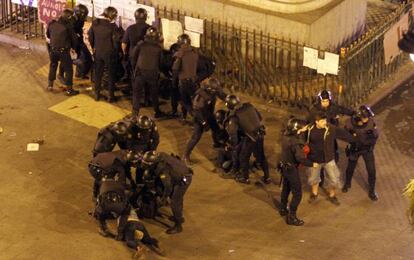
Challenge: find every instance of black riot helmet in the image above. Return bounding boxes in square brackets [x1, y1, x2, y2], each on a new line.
[284, 117, 307, 136]
[59, 9, 74, 23]
[111, 121, 129, 136]
[141, 151, 160, 169]
[145, 27, 160, 42]
[169, 43, 180, 55]
[202, 77, 221, 93]
[215, 109, 226, 125]
[225, 95, 241, 110]
[134, 8, 148, 21]
[74, 4, 89, 21]
[358, 105, 375, 119]
[103, 6, 118, 22]
[317, 90, 333, 102]
[177, 33, 191, 46]
[137, 115, 153, 130]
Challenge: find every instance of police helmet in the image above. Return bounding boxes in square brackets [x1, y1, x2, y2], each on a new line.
[74, 4, 89, 21]
[284, 117, 307, 136]
[169, 43, 180, 55]
[215, 109, 226, 125]
[103, 6, 118, 21]
[202, 77, 221, 93]
[141, 151, 160, 168]
[177, 34, 191, 45]
[134, 8, 148, 21]
[225, 95, 240, 110]
[137, 115, 153, 130]
[145, 27, 160, 42]
[59, 9, 74, 23]
[88, 164, 104, 180]
[111, 121, 129, 136]
[317, 90, 332, 101]
[358, 105, 375, 119]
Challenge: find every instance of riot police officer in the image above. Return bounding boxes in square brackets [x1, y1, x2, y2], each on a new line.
[130, 27, 165, 118]
[278, 117, 317, 226]
[129, 115, 160, 153]
[94, 178, 129, 239]
[141, 151, 193, 234]
[183, 77, 226, 165]
[72, 4, 92, 79]
[46, 9, 79, 96]
[121, 8, 150, 82]
[88, 7, 120, 102]
[214, 109, 233, 172]
[343, 105, 379, 201]
[225, 95, 270, 184]
[172, 34, 199, 120]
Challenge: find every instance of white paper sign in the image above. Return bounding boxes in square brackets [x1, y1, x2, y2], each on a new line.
[184, 30, 201, 48]
[317, 58, 326, 75]
[162, 18, 183, 50]
[303, 47, 318, 69]
[185, 16, 204, 34]
[27, 143, 40, 152]
[323, 52, 339, 75]
[11, 0, 38, 8]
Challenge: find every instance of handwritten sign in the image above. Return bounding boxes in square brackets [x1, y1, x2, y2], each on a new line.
[185, 16, 204, 34]
[38, 0, 67, 25]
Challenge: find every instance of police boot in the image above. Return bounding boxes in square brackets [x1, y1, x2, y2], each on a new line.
[279, 207, 288, 217]
[166, 223, 183, 234]
[47, 80, 54, 91]
[260, 176, 272, 184]
[342, 183, 351, 193]
[368, 189, 378, 201]
[235, 175, 250, 184]
[286, 212, 304, 226]
[65, 87, 79, 96]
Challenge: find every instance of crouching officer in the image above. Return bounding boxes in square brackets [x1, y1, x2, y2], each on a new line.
[129, 115, 160, 153]
[214, 109, 233, 172]
[141, 151, 193, 234]
[46, 9, 79, 96]
[225, 95, 270, 184]
[343, 105, 379, 201]
[183, 77, 226, 165]
[278, 117, 317, 226]
[72, 4, 92, 79]
[94, 178, 129, 239]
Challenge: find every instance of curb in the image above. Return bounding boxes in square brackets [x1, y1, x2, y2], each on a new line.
[0, 32, 47, 53]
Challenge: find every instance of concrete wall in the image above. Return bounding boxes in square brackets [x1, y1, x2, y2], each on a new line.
[146, 0, 367, 50]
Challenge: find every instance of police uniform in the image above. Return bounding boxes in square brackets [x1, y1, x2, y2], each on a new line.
[129, 123, 160, 153]
[47, 19, 77, 89]
[130, 37, 163, 116]
[71, 15, 92, 78]
[343, 116, 379, 200]
[154, 152, 193, 233]
[227, 103, 270, 184]
[172, 44, 199, 118]
[184, 82, 226, 163]
[88, 17, 120, 101]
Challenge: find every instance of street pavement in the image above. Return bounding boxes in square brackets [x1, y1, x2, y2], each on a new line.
[0, 43, 414, 260]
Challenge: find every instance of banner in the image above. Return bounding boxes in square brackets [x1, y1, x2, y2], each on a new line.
[11, 0, 38, 7]
[317, 52, 339, 76]
[184, 16, 204, 34]
[38, 0, 67, 25]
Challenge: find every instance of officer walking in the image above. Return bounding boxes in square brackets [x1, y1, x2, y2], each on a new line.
[130, 27, 165, 118]
[183, 77, 226, 165]
[278, 117, 317, 226]
[342, 105, 379, 201]
[225, 95, 271, 184]
[88, 7, 120, 102]
[172, 34, 199, 121]
[141, 151, 193, 234]
[121, 8, 150, 83]
[46, 9, 79, 96]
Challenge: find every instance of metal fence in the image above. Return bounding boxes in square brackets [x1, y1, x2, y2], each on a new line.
[0, 0, 412, 109]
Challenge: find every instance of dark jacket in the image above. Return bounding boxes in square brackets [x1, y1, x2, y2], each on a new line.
[126, 124, 160, 153]
[88, 18, 119, 54]
[130, 39, 163, 75]
[345, 117, 379, 152]
[89, 150, 127, 184]
[172, 44, 199, 81]
[307, 102, 354, 126]
[306, 124, 356, 163]
[227, 103, 263, 145]
[47, 20, 78, 49]
[122, 21, 150, 56]
[280, 134, 313, 167]
[192, 87, 226, 123]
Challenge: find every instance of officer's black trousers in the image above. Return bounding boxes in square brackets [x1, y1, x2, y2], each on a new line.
[49, 49, 73, 86]
[179, 79, 196, 116]
[171, 175, 192, 224]
[185, 113, 220, 157]
[239, 136, 269, 179]
[133, 71, 160, 113]
[281, 166, 302, 213]
[345, 150, 376, 191]
[171, 85, 180, 114]
[94, 52, 116, 96]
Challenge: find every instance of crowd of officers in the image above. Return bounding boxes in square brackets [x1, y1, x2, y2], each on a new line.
[45, 4, 381, 258]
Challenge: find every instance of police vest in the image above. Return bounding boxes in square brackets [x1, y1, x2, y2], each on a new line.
[234, 103, 262, 136]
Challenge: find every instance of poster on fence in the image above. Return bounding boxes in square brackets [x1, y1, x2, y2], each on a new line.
[317, 52, 339, 75]
[161, 18, 183, 50]
[384, 13, 409, 65]
[38, 0, 67, 25]
[303, 47, 318, 69]
[184, 30, 200, 48]
[11, 0, 38, 8]
[184, 16, 204, 34]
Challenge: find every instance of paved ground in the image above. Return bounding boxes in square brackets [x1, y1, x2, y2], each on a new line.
[0, 43, 414, 260]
